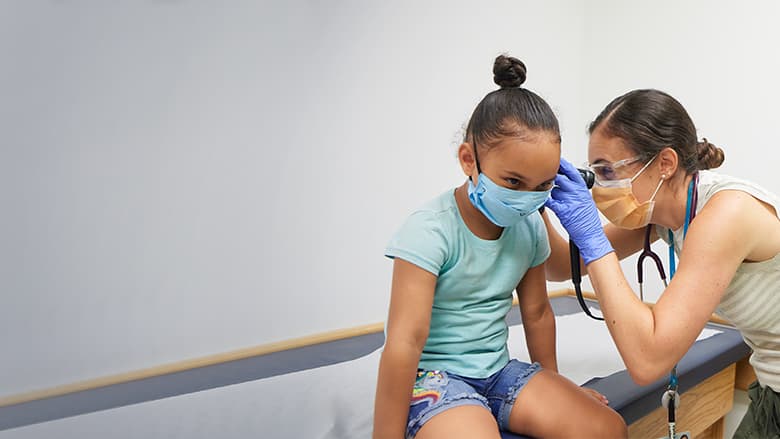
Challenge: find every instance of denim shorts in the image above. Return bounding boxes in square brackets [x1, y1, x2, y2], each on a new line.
[406, 359, 542, 438]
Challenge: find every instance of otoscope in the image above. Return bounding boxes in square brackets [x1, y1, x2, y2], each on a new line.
[570, 168, 604, 320]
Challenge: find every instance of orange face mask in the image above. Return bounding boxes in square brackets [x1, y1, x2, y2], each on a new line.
[591, 156, 663, 230]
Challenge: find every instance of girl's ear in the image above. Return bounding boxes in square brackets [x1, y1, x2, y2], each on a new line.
[458, 142, 477, 178]
[657, 147, 679, 177]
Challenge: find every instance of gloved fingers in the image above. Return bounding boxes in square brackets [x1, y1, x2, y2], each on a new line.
[554, 164, 589, 193]
[549, 182, 566, 202]
[553, 173, 582, 193]
[558, 158, 585, 184]
[544, 195, 567, 213]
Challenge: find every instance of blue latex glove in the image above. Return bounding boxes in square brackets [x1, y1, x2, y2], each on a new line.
[544, 158, 614, 265]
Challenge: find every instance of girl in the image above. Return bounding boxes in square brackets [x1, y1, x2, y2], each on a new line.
[372, 55, 627, 439]
[544, 89, 780, 438]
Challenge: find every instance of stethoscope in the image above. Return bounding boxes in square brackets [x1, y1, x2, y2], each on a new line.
[637, 224, 667, 302]
[570, 171, 700, 439]
[661, 171, 698, 439]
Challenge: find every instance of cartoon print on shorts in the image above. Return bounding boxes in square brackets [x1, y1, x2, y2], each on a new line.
[411, 370, 448, 406]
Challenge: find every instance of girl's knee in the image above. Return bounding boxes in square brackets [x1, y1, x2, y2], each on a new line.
[595, 408, 627, 439]
[569, 403, 626, 439]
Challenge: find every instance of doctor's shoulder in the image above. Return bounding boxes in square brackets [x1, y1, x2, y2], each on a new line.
[696, 171, 780, 221]
[697, 170, 780, 211]
[691, 183, 780, 260]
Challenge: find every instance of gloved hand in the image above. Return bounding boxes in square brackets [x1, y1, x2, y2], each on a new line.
[545, 158, 614, 265]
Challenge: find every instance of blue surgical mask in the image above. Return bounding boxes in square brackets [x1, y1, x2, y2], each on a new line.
[467, 173, 550, 227]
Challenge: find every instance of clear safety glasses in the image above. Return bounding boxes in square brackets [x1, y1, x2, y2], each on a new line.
[583, 156, 642, 182]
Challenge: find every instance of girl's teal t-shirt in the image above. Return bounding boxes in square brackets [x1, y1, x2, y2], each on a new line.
[385, 189, 550, 378]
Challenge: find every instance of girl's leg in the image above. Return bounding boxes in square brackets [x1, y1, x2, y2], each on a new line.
[407, 369, 501, 439]
[507, 369, 627, 439]
[415, 405, 501, 439]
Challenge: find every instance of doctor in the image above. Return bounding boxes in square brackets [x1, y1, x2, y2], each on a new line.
[543, 89, 780, 438]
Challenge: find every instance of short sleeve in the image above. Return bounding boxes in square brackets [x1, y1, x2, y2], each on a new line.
[385, 211, 448, 276]
[530, 215, 551, 267]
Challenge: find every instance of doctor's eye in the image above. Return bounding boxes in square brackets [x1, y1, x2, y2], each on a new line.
[505, 177, 521, 186]
[594, 165, 617, 181]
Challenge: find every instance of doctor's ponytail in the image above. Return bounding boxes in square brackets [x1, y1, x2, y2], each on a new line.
[696, 138, 725, 170]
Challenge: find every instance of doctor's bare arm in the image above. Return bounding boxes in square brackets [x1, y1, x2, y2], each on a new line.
[373, 258, 436, 439]
[516, 262, 557, 372]
[541, 210, 651, 281]
[586, 191, 773, 385]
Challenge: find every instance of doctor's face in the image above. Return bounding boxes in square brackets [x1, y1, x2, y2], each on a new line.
[588, 125, 662, 203]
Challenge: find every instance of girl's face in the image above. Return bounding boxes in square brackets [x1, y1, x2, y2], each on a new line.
[469, 132, 560, 192]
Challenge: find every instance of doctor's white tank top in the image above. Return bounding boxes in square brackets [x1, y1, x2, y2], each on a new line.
[657, 170, 780, 392]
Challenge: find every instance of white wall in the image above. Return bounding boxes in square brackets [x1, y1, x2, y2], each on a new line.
[0, 0, 586, 395]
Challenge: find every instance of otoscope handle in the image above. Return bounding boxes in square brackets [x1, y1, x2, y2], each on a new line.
[570, 238, 604, 321]
[569, 240, 581, 283]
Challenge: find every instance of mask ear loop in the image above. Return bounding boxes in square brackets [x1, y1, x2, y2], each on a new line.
[470, 135, 482, 185]
[472, 136, 482, 174]
[648, 176, 665, 201]
[630, 155, 659, 183]
[631, 155, 664, 205]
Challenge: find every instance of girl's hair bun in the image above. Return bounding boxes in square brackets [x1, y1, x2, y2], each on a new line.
[493, 55, 526, 89]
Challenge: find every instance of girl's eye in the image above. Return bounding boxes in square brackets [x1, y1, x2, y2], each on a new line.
[505, 178, 521, 186]
[538, 181, 554, 190]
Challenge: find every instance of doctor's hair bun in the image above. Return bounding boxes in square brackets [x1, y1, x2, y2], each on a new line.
[696, 138, 725, 170]
[493, 55, 527, 89]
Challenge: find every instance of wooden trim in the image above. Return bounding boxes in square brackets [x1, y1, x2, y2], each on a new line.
[0, 321, 384, 408]
[547, 288, 575, 298]
[0, 288, 734, 409]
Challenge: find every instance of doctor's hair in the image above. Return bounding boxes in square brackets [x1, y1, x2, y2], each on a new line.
[589, 89, 725, 174]
[465, 55, 560, 150]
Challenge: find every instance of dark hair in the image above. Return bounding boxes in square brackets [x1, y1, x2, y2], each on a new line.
[589, 89, 724, 173]
[465, 55, 560, 150]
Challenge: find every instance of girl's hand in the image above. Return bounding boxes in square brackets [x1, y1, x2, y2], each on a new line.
[582, 387, 609, 405]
